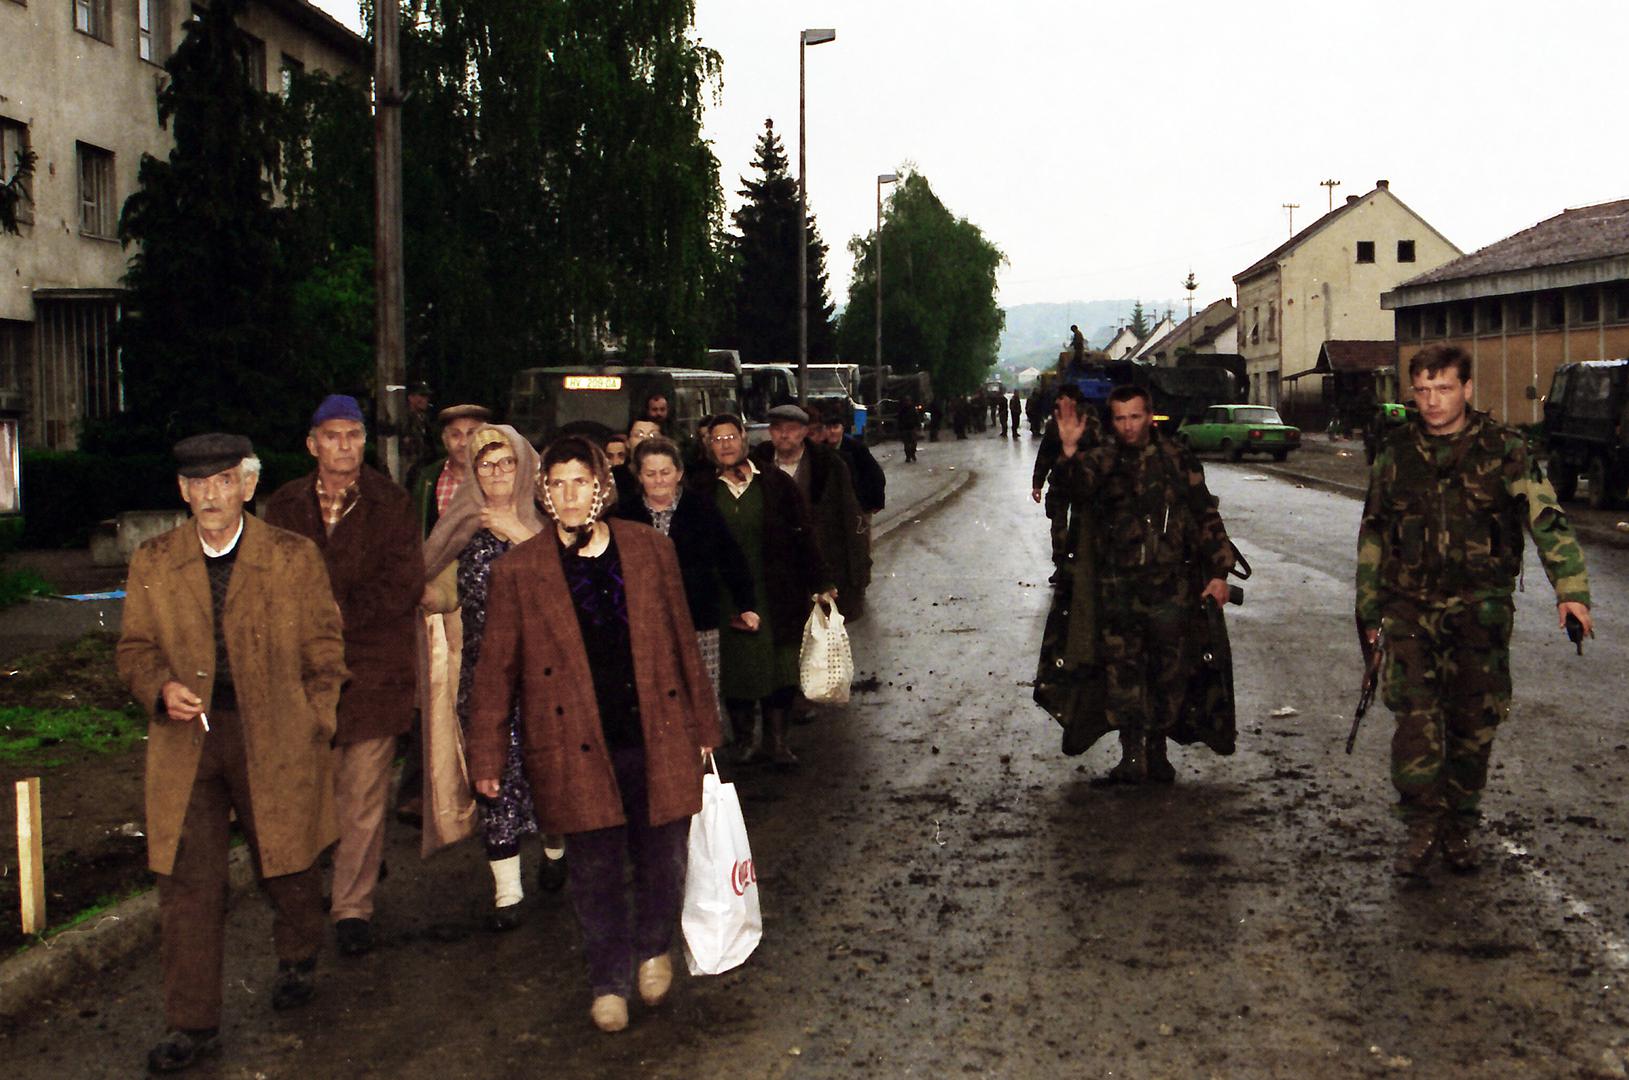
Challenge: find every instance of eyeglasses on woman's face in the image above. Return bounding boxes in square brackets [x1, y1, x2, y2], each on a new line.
[475, 454, 519, 477]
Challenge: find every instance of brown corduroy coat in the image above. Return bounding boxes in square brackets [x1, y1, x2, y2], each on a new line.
[465, 520, 721, 833]
[116, 515, 348, 877]
[263, 465, 424, 745]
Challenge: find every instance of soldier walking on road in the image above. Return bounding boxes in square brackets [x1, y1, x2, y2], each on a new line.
[1051, 385, 1234, 783]
[1009, 392, 1023, 439]
[1032, 385, 1100, 582]
[1356, 344, 1591, 878]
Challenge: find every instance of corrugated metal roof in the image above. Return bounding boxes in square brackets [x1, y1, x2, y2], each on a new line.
[1396, 199, 1629, 288]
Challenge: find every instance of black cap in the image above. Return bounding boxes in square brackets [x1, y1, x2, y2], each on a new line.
[409, 381, 433, 397]
[173, 433, 253, 479]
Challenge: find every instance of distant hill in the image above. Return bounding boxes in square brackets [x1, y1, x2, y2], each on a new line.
[999, 299, 1183, 360]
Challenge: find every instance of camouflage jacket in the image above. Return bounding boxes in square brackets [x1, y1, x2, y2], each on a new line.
[1355, 410, 1590, 629]
[1051, 431, 1234, 580]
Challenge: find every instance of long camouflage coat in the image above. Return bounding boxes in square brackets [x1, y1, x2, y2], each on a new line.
[1355, 411, 1590, 630]
[116, 515, 348, 877]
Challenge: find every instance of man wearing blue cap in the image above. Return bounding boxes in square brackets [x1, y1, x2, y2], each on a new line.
[265, 396, 424, 958]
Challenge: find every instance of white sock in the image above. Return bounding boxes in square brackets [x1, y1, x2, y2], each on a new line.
[490, 855, 523, 908]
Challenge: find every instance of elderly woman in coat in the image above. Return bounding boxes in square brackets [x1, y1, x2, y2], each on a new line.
[423, 424, 565, 928]
[467, 435, 720, 1033]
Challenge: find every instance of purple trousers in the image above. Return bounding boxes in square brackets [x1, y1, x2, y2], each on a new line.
[564, 745, 690, 999]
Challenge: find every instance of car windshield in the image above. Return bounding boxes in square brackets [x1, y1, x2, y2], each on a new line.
[1230, 407, 1283, 424]
[806, 369, 849, 394]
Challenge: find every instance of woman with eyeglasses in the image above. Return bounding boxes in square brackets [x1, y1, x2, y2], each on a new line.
[423, 424, 565, 929]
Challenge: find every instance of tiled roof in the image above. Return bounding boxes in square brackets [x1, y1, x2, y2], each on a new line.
[1190, 311, 1237, 348]
[1396, 199, 1629, 287]
[1319, 339, 1395, 373]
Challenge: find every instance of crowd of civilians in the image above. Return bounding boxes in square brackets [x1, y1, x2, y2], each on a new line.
[117, 386, 885, 1071]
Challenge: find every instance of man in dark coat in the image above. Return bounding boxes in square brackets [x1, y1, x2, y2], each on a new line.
[751, 403, 869, 621]
[264, 395, 425, 958]
[1009, 393, 1023, 439]
[118, 434, 347, 1073]
[410, 403, 490, 537]
[812, 402, 885, 516]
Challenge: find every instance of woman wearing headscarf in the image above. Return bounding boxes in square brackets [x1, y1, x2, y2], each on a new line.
[466, 435, 720, 1032]
[618, 435, 758, 720]
[423, 424, 564, 930]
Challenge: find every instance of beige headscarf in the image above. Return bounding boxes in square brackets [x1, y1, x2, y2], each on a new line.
[423, 423, 544, 578]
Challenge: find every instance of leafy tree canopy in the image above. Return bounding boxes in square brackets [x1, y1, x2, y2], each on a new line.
[838, 170, 1005, 398]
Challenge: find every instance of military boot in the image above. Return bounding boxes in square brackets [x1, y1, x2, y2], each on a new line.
[1392, 817, 1440, 878]
[1106, 728, 1146, 784]
[1145, 732, 1175, 784]
[1439, 816, 1481, 874]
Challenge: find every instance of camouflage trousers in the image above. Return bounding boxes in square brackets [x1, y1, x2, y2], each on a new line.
[1380, 598, 1513, 822]
[1101, 572, 1193, 734]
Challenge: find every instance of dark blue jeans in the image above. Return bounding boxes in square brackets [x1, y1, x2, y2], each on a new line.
[564, 745, 690, 998]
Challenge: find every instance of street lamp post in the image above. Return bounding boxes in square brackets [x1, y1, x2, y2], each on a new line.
[798, 27, 835, 407]
[873, 173, 899, 427]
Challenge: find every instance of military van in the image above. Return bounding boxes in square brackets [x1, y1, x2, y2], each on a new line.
[1541, 358, 1629, 508]
[508, 365, 739, 448]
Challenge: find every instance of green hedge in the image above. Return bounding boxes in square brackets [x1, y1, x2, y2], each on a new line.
[20, 449, 318, 549]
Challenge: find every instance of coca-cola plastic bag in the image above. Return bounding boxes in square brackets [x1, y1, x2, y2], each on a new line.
[682, 756, 762, 975]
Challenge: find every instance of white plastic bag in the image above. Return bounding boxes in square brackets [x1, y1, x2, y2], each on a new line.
[799, 597, 853, 705]
[682, 757, 762, 975]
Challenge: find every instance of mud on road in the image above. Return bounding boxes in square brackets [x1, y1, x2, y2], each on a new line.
[6, 433, 1629, 1078]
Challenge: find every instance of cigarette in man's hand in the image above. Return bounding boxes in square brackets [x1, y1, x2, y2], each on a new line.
[199, 712, 210, 732]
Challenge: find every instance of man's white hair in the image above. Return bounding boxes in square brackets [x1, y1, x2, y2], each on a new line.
[240, 455, 262, 479]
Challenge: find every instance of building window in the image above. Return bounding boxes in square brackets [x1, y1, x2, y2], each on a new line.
[243, 31, 267, 89]
[1250, 307, 1260, 345]
[1397, 240, 1416, 263]
[1429, 306, 1448, 337]
[76, 142, 116, 238]
[1610, 285, 1629, 323]
[1510, 295, 1534, 329]
[1477, 299, 1503, 335]
[280, 53, 304, 96]
[73, 0, 110, 40]
[1355, 241, 1375, 264]
[1, 118, 31, 226]
[1574, 289, 1600, 325]
[138, 0, 170, 63]
[1540, 292, 1566, 328]
[1398, 310, 1422, 340]
[1267, 302, 1276, 343]
[1454, 302, 1474, 336]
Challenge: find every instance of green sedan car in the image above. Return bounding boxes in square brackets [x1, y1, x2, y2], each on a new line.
[1177, 404, 1301, 462]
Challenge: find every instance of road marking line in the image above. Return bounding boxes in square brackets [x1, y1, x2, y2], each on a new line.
[1502, 839, 1629, 973]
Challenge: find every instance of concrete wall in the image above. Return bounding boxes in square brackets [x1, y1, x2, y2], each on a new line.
[1236, 273, 1280, 405]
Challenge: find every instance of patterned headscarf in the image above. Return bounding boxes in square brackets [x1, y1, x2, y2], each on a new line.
[539, 435, 612, 550]
[423, 423, 543, 578]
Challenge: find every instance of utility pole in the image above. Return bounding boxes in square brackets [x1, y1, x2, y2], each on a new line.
[1282, 202, 1300, 238]
[374, 0, 406, 481]
[1319, 178, 1341, 211]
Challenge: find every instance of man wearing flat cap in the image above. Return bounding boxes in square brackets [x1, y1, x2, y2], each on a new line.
[265, 396, 424, 957]
[412, 403, 492, 537]
[750, 402, 870, 621]
[117, 434, 348, 1073]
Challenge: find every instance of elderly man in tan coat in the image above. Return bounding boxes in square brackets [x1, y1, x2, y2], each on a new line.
[117, 433, 348, 1074]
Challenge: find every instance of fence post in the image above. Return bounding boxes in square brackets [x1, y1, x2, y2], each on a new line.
[15, 777, 45, 935]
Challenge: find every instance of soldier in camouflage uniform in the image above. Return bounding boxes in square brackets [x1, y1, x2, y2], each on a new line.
[1031, 385, 1101, 583]
[1356, 344, 1592, 878]
[1052, 385, 1235, 783]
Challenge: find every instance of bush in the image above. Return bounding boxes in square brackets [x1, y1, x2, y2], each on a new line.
[20, 449, 317, 548]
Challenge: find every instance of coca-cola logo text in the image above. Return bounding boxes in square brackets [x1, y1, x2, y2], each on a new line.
[731, 858, 757, 896]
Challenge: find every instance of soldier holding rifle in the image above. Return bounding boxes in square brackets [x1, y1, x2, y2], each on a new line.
[1356, 344, 1592, 879]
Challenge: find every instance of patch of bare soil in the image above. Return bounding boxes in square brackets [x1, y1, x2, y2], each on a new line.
[0, 633, 148, 955]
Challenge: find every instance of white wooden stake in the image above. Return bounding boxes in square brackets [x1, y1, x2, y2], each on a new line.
[16, 777, 45, 935]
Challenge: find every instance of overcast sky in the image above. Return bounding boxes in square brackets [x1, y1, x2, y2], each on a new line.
[314, 0, 1629, 320]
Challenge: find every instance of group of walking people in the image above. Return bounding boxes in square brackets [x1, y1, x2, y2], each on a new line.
[118, 387, 880, 1072]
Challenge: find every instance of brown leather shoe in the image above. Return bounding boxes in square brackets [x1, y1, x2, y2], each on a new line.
[1145, 733, 1175, 784]
[1439, 817, 1481, 874]
[1393, 819, 1439, 878]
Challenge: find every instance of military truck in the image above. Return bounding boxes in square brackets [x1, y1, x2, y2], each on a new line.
[1541, 359, 1629, 508]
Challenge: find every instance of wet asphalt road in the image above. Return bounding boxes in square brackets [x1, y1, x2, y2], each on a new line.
[8, 431, 1629, 1078]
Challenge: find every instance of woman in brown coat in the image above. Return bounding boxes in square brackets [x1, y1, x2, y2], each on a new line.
[466, 435, 720, 1033]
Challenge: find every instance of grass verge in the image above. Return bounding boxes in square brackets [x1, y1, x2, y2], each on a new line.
[0, 704, 146, 763]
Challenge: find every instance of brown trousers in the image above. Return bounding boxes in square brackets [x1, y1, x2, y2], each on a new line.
[156, 707, 324, 1031]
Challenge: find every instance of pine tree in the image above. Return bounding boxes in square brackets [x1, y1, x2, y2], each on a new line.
[726, 119, 837, 362]
[1129, 300, 1151, 339]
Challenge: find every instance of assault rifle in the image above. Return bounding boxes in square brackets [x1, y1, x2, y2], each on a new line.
[1346, 628, 1384, 755]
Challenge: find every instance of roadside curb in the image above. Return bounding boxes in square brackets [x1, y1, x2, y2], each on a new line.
[874, 468, 974, 540]
[0, 845, 255, 1020]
